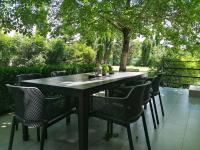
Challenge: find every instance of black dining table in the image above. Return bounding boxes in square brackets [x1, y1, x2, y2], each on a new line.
[22, 72, 145, 150]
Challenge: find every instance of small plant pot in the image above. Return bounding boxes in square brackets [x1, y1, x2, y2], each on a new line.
[102, 72, 107, 76]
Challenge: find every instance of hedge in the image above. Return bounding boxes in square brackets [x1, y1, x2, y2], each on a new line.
[0, 63, 95, 115]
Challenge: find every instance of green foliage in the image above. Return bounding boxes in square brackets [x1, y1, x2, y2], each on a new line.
[0, 32, 17, 66]
[108, 65, 113, 72]
[46, 39, 65, 64]
[0, 63, 95, 115]
[15, 35, 47, 66]
[64, 42, 95, 64]
[0, 33, 96, 66]
[1, 0, 199, 71]
[0, 33, 47, 66]
[159, 48, 200, 87]
[101, 64, 109, 74]
[162, 60, 200, 88]
[128, 40, 142, 65]
[141, 39, 151, 66]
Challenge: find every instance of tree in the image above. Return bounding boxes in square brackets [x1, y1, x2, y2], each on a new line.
[64, 42, 95, 64]
[0, 32, 17, 66]
[95, 37, 113, 64]
[1, 0, 199, 70]
[141, 39, 151, 66]
[46, 39, 65, 64]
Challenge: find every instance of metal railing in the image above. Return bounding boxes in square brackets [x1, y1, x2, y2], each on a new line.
[162, 60, 200, 88]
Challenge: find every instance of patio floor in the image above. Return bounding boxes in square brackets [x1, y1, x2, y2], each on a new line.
[1, 87, 200, 150]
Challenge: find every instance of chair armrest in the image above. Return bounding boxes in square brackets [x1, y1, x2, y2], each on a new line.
[117, 86, 134, 91]
[125, 79, 145, 86]
[44, 95, 64, 101]
[145, 77, 154, 81]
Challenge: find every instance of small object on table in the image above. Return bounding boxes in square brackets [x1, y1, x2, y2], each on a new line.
[88, 74, 101, 79]
[109, 71, 114, 75]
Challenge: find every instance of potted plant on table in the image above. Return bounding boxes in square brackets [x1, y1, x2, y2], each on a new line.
[101, 64, 109, 76]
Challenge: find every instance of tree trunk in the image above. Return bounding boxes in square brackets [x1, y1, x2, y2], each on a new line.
[119, 28, 130, 71]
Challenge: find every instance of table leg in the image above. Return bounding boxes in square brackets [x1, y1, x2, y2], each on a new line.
[78, 93, 89, 150]
[22, 125, 29, 141]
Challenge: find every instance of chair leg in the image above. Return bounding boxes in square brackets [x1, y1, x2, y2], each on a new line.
[142, 113, 151, 150]
[152, 96, 159, 125]
[110, 122, 113, 136]
[126, 125, 134, 150]
[15, 121, 18, 131]
[90, 96, 94, 112]
[159, 93, 165, 116]
[149, 101, 157, 129]
[66, 98, 71, 125]
[37, 127, 40, 142]
[8, 116, 16, 150]
[40, 125, 46, 150]
[22, 125, 29, 141]
[45, 128, 48, 139]
[105, 90, 109, 97]
[105, 121, 112, 141]
[144, 104, 147, 110]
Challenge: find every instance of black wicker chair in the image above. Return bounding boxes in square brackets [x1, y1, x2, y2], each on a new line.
[91, 82, 151, 150]
[147, 73, 165, 125]
[117, 73, 165, 126]
[7, 84, 73, 150]
[50, 71, 77, 124]
[15, 73, 76, 141]
[15, 73, 44, 140]
[113, 80, 157, 129]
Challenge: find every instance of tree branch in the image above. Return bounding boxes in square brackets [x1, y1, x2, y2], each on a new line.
[99, 14, 124, 31]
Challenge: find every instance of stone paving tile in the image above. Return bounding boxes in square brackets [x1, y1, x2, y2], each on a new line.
[0, 87, 200, 150]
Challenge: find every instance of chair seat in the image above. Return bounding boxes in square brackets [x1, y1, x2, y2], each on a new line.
[92, 99, 142, 126]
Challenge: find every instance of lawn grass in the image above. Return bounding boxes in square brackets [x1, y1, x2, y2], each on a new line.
[112, 66, 151, 72]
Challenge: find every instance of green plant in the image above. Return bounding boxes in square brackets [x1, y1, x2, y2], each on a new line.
[108, 65, 113, 72]
[141, 39, 151, 66]
[64, 42, 95, 64]
[101, 64, 109, 75]
[46, 39, 65, 64]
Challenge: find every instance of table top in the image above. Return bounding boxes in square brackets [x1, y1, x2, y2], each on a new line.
[22, 72, 144, 89]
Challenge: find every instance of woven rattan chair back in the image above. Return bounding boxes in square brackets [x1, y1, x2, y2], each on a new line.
[124, 83, 149, 117]
[152, 73, 163, 94]
[7, 84, 45, 127]
[143, 81, 152, 104]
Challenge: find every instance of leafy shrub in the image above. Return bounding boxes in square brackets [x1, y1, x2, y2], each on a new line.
[0, 33, 96, 67]
[0, 32, 18, 66]
[64, 42, 95, 64]
[0, 63, 95, 115]
[160, 48, 200, 87]
[46, 39, 65, 64]
[12, 35, 47, 66]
